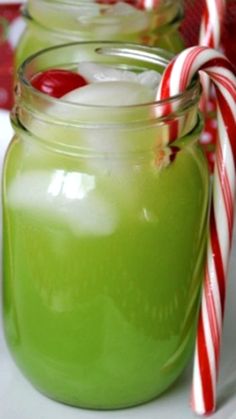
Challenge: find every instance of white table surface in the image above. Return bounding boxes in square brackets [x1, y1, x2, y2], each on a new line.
[0, 110, 236, 419]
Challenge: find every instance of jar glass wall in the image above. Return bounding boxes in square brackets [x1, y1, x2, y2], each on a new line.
[3, 42, 209, 410]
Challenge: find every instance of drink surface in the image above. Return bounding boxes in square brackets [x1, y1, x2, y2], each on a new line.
[3, 45, 209, 409]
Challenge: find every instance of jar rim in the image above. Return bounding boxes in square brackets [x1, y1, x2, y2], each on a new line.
[17, 41, 201, 114]
[28, 0, 175, 10]
[25, 0, 183, 37]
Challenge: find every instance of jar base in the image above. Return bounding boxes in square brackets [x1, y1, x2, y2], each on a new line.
[22, 368, 188, 411]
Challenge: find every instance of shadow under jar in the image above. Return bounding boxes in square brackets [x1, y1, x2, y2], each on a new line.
[16, 0, 184, 67]
[3, 42, 209, 409]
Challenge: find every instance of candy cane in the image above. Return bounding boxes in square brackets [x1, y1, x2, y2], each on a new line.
[199, 0, 226, 172]
[156, 46, 236, 415]
[200, 0, 225, 47]
[199, 0, 226, 111]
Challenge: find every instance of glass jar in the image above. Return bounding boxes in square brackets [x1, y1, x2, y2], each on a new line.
[16, 0, 184, 66]
[3, 42, 209, 409]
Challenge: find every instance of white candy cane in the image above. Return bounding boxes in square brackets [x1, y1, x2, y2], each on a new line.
[156, 46, 236, 415]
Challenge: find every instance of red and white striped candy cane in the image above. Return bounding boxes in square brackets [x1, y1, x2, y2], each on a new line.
[199, 0, 226, 171]
[199, 0, 225, 110]
[199, 0, 226, 113]
[200, 0, 225, 48]
[156, 46, 236, 415]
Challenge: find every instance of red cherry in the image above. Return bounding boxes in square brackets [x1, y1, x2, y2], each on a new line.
[31, 69, 88, 98]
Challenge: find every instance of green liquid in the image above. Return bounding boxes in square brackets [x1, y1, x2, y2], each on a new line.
[3, 134, 209, 408]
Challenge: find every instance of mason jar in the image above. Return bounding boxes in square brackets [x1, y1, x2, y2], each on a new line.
[3, 42, 209, 409]
[16, 0, 184, 66]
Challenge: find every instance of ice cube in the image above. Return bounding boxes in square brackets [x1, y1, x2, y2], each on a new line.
[66, 193, 118, 236]
[76, 2, 100, 25]
[107, 2, 149, 33]
[85, 1, 149, 37]
[137, 70, 162, 90]
[76, 2, 137, 32]
[7, 172, 52, 210]
[62, 80, 155, 106]
[7, 171, 118, 236]
[78, 62, 137, 84]
[106, 2, 137, 15]
[78, 63, 161, 91]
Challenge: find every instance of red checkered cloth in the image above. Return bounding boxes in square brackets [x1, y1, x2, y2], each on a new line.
[0, 3, 23, 109]
[180, 0, 205, 46]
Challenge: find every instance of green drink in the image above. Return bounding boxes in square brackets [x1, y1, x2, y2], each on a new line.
[17, 0, 184, 66]
[3, 43, 209, 409]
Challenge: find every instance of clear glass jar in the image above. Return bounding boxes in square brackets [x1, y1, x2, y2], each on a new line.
[16, 0, 184, 66]
[3, 42, 209, 409]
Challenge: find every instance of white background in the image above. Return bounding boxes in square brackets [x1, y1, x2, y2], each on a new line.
[0, 110, 236, 419]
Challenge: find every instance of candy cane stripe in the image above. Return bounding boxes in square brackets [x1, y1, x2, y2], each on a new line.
[216, 103, 236, 191]
[200, 0, 226, 47]
[204, 271, 221, 362]
[180, 48, 203, 90]
[209, 206, 226, 314]
[216, 89, 236, 163]
[214, 174, 231, 264]
[197, 310, 215, 413]
[207, 240, 222, 333]
[192, 348, 205, 414]
[202, 289, 217, 391]
[204, 76, 236, 96]
[216, 145, 233, 231]
[216, 146, 234, 241]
